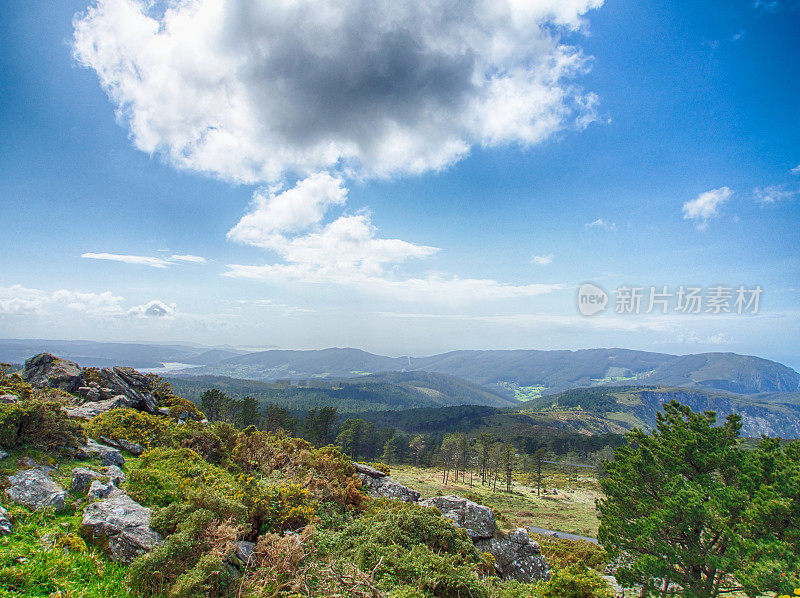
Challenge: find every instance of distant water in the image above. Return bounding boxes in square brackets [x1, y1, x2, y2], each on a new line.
[139, 362, 202, 375]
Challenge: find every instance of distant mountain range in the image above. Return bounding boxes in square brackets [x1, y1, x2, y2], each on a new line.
[167, 371, 518, 413]
[175, 347, 800, 396]
[2, 341, 798, 396]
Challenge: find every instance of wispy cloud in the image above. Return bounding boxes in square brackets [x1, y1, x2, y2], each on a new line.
[585, 218, 616, 230]
[682, 186, 732, 229]
[169, 254, 207, 264]
[754, 184, 798, 204]
[81, 252, 207, 268]
[791, 164, 800, 175]
[81, 252, 171, 268]
[531, 254, 554, 266]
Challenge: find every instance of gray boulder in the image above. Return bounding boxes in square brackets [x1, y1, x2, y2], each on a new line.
[88, 479, 117, 500]
[87, 367, 158, 414]
[71, 467, 102, 493]
[85, 439, 125, 467]
[475, 528, 550, 582]
[80, 492, 162, 563]
[420, 495, 495, 540]
[0, 451, 8, 460]
[65, 395, 134, 420]
[0, 394, 18, 404]
[22, 353, 82, 392]
[357, 473, 421, 502]
[6, 468, 66, 510]
[0, 505, 11, 534]
[354, 463, 388, 478]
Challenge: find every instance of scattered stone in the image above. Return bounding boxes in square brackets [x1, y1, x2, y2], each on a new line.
[71, 467, 102, 493]
[105, 465, 126, 486]
[0, 394, 18, 404]
[475, 528, 550, 582]
[354, 463, 388, 478]
[0, 451, 8, 460]
[21, 353, 82, 392]
[158, 407, 171, 416]
[230, 540, 256, 567]
[88, 479, 117, 500]
[420, 495, 495, 540]
[0, 505, 12, 535]
[357, 473, 421, 502]
[6, 468, 66, 510]
[80, 491, 162, 563]
[85, 439, 125, 467]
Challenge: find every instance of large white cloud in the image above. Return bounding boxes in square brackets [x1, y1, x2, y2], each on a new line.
[73, 0, 602, 183]
[225, 176, 564, 301]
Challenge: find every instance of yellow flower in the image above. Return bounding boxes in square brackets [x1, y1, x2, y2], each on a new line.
[794, 591, 800, 597]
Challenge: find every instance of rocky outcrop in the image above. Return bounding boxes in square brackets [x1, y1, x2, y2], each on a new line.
[420, 495, 495, 540]
[85, 439, 125, 467]
[0, 505, 12, 535]
[6, 467, 66, 510]
[230, 541, 255, 566]
[418, 496, 549, 581]
[80, 491, 162, 563]
[0, 394, 18, 404]
[475, 528, 550, 582]
[22, 354, 82, 392]
[357, 470, 421, 502]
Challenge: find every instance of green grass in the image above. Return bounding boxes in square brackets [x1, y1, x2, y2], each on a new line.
[389, 464, 601, 537]
[0, 447, 141, 598]
[0, 505, 134, 598]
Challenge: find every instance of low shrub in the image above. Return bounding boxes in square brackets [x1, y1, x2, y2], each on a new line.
[232, 431, 362, 508]
[531, 534, 610, 570]
[85, 408, 172, 449]
[128, 447, 242, 507]
[172, 424, 227, 463]
[316, 500, 484, 597]
[0, 399, 84, 450]
[535, 564, 613, 598]
[132, 489, 247, 598]
[254, 481, 317, 534]
[0, 371, 32, 401]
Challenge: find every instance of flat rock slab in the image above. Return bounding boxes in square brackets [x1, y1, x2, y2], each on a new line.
[357, 473, 421, 502]
[65, 396, 134, 420]
[420, 495, 495, 540]
[354, 463, 388, 478]
[6, 468, 66, 511]
[81, 492, 162, 563]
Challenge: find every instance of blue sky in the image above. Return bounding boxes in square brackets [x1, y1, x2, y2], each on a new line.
[1, 0, 798, 368]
